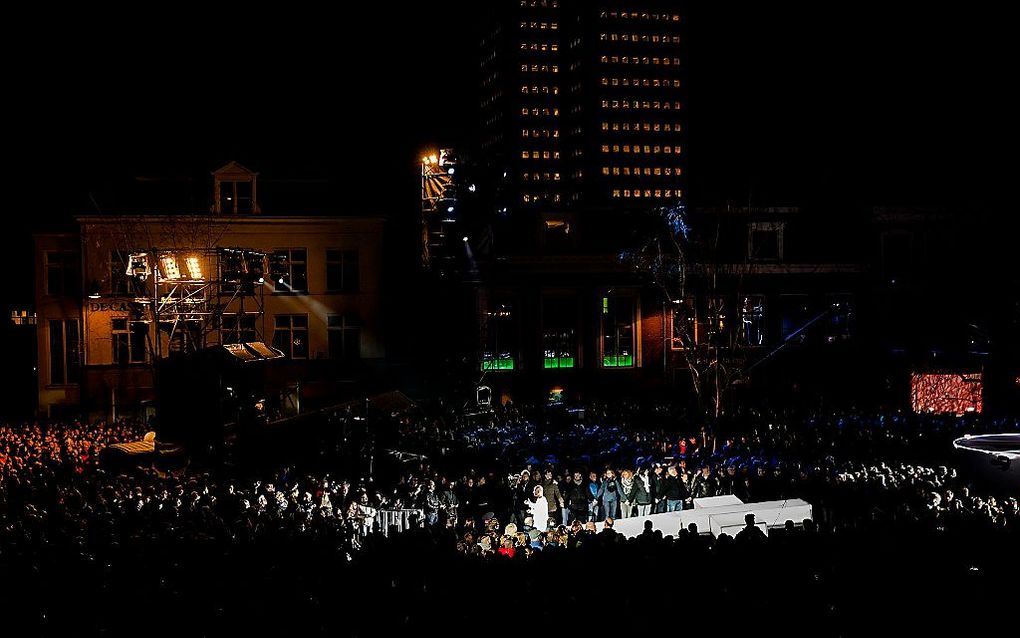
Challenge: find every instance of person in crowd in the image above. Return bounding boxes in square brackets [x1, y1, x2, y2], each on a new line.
[652, 464, 667, 513]
[735, 513, 767, 545]
[587, 470, 602, 521]
[691, 465, 718, 499]
[635, 467, 653, 516]
[618, 469, 636, 519]
[662, 465, 686, 512]
[718, 464, 739, 495]
[528, 484, 550, 531]
[440, 479, 459, 528]
[541, 468, 565, 526]
[424, 480, 443, 526]
[565, 471, 590, 524]
[597, 468, 621, 521]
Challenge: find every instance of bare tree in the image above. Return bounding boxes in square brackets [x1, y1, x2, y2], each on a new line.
[621, 203, 750, 420]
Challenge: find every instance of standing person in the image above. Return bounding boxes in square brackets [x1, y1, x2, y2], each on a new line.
[598, 469, 621, 522]
[528, 484, 550, 531]
[662, 465, 686, 512]
[587, 471, 601, 521]
[653, 464, 667, 513]
[424, 480, 442, 527]
[565, 471, 590, 524]
[618, 470, 636, 519]
[691, 466, 718, 500]
[440, 479, 459, 528]
[635, 468, 653, 517]
[718, 464, 738, 496]
[541, 469, 565, 527]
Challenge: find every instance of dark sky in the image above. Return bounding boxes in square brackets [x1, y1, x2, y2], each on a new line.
[5, 4, 1011, 282]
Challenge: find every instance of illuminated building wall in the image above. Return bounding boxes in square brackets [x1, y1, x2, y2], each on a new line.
[481, 1, 683, 214]
[33, 164, 385, 419]
[481, 0, 565, 209]
[563, 1, 684, 208]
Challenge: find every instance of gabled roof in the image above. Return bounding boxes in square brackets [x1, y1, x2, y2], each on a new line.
[211, 160, 258, 177]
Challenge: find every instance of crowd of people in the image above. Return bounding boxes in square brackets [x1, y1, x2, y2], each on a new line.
[1, 407, 1017, 635]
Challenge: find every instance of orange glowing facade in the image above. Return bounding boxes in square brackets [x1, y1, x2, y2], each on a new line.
[34, 163, 385, 419]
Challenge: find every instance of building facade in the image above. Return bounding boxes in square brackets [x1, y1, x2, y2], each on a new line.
[34, 163, 385, 419]
[480, 0, 683, 220]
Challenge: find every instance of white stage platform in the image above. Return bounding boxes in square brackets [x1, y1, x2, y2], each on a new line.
[693, 495, 744, 509]
[609, 497, 812, 539]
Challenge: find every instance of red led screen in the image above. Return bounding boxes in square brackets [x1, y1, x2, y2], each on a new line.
[911, 373, 982, 415]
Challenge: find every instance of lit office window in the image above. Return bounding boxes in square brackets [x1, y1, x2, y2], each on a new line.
[602, 294, 635, 367]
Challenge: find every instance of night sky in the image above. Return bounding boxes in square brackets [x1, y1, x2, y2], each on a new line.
[5, 4, 1011, 298]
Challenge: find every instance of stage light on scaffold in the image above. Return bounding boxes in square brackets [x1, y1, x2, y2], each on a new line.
[186, 256, 202, 280]
[161, 256, 181, 280]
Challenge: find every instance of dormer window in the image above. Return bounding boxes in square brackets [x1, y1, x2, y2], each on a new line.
[212, 161, 259, 214]
[220, 180, 253, 214]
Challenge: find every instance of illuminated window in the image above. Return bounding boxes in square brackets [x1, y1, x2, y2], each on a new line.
[482, 300, 516, 370]
[602, 294, 636, 367]
[45, 251, 79, 297]
[217, 179, 255, 214]
[739, 296, 766, 346]
[112, 318, 148, 365]
[522, 151, 530, 159]
[705, 297, 730, 346]
[273, 314, 309, 359]
[328, 314, 361, 360]
[272, 248, 307, 293]
[49, 319, 80, 384]
[670, 298, 697, 350]
[326, 249, 359, 293]
[613, 189, 621, 197]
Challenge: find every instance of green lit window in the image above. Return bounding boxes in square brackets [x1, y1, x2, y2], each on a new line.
[542, 296, 577, 369]
[602, 294, 635, 368]
[482, 300, 516, 371]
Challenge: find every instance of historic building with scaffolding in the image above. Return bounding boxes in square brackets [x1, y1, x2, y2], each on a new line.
[34, 162, 385, 419]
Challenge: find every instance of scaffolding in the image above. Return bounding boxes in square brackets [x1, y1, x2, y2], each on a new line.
[124, 247, 282, 357]
[420, 149, 459, 268]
